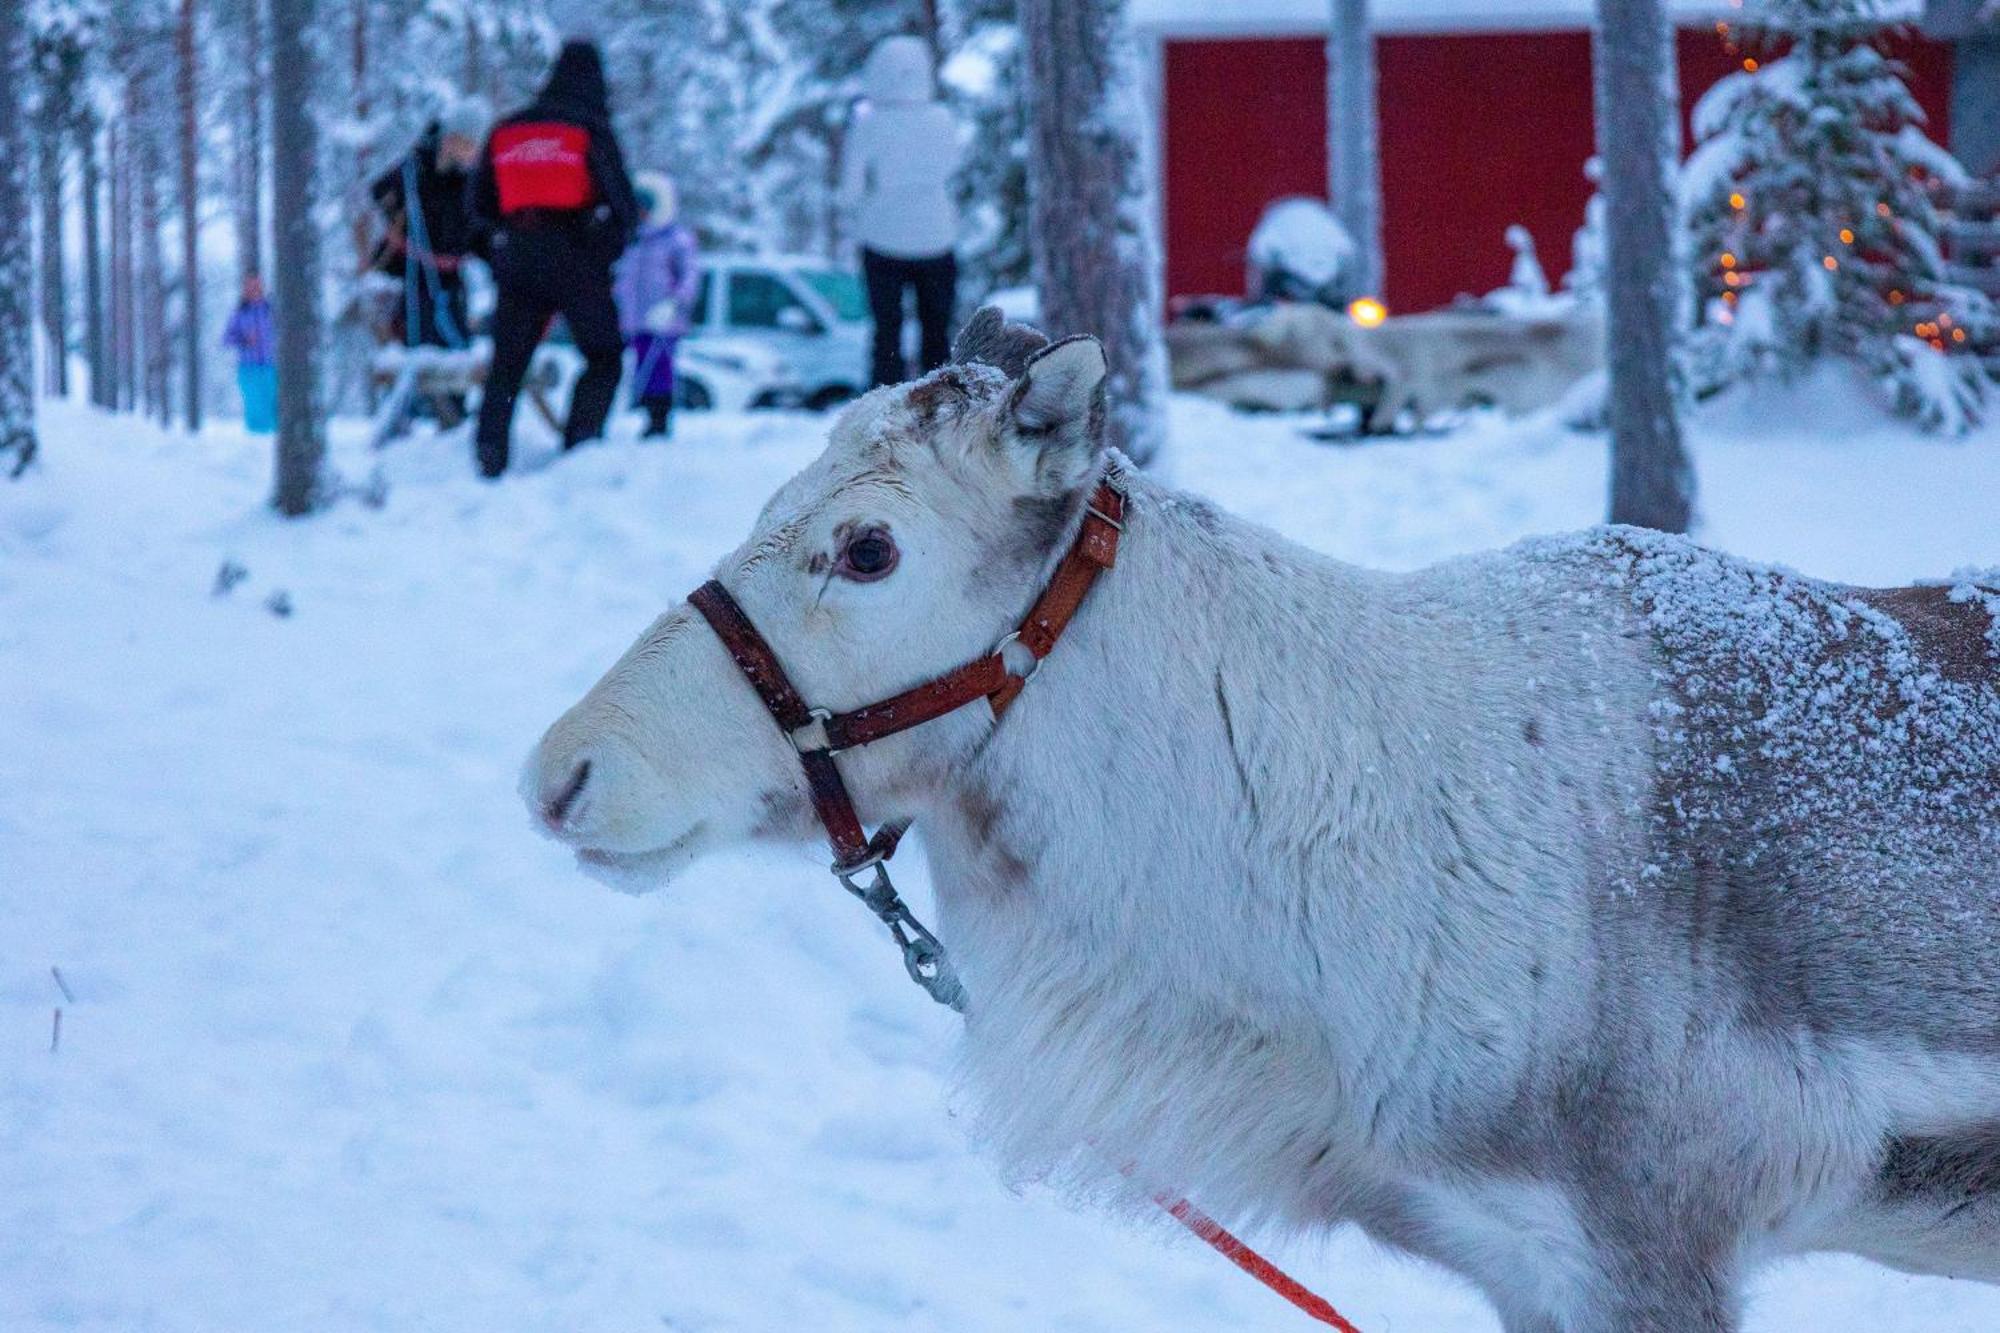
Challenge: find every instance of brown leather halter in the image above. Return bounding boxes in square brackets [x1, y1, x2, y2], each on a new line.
[687, 474, 1127, 1011]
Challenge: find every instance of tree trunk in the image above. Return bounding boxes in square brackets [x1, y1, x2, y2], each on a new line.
[37, 107, 69, 398]
[349, 0, 373, 271]
[461, 14, 484, 95]
[178, 0, 203, 431]
[111, 119, 134, 412]
[1018, 0, 1169, 466]
[1327, 0, 1382, 299]
[0, 0, 37, 475]
[270, 0, 325, 516]
[80, 114, 109, 409]
[1594, 0, 1693, 532]
[237, 0, 266, 280]
[137, 78, 170, 428]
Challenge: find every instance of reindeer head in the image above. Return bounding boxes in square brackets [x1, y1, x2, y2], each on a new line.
[526, 310, 1110, 888]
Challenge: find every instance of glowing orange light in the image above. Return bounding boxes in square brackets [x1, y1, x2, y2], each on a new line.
[1953, 328, 1968, 343]
[1724, 271, 1743, 287]
[1347, 296, 1389, 329]
[1743, 57, 1760, 71]
[1888, 290, 1905, 305]
[1729, 192, 1746, 210]
[1720, 252, 1738, 269]
[1823, 255, 1838, 270]
[1838, 228, 1854, 244]
[1723, 290, 1739, 303]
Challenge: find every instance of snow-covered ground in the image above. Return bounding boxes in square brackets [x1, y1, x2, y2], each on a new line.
[4, 383, 1998, 1332]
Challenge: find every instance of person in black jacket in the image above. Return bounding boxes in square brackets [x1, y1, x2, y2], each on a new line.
[467, 40, 639, 478]
[369, 98, 490, 351]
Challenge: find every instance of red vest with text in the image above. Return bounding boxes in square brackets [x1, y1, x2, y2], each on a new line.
[490, 123, 596, 213]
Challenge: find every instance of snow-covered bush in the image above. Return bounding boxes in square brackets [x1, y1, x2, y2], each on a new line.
[1563, 157, 1606, 299]
[1246, 198, 1358, 305]
[1680, 0, 1991, 432]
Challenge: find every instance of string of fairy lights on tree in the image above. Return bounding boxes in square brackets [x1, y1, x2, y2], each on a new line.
[1679, 0, 1990, 430]
[1696, 1, 1976, 352]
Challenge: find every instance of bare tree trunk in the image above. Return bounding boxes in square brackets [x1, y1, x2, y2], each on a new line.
[349, 0, 373, 272]
[462, 14, 484, 95]
[80, 114, 109, 408]
[0, 0, 36, 474]
[237, 0, 266, 280]
[37, 110, 69, 397]
[1019, 0, 1168, 466]
[111, 120, 135, 412]
[137, 77, 171, 428]
[1327, 0, 1381, 299]
[1594, 0, 1692, 532]
[177, 0, 202, 431]
[270, 0, 325, 516]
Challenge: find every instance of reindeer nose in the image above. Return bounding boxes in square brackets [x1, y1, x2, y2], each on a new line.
[541, 757, 592, 831]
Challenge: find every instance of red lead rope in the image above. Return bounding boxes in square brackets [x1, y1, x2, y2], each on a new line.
[1158, 1194, 1362, 1331]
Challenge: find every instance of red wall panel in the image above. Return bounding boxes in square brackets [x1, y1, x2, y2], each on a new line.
[1160, 29, 1956, 315]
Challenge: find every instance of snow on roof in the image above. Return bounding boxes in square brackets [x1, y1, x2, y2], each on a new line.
[1129, 0, 1924, 36]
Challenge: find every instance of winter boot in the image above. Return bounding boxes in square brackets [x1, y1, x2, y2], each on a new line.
[643, 399, 673, 439]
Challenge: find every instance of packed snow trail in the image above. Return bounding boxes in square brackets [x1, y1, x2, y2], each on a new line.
[5, 385, 2000, 1331]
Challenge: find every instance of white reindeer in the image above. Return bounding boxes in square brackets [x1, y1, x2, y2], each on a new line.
[528, 310, 2000, 1331]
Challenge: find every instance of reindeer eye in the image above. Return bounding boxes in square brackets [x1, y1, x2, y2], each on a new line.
[836, 527, 899, 582]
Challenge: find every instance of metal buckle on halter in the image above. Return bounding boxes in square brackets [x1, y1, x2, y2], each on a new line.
[790, 707, 834, 754]
[995, 630, 1041, 683]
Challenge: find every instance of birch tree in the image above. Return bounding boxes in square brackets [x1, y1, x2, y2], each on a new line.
[1594, 0, 1694, 532]
[269, 0, 324, 515]
[1327, 0, 1381, 299]
[1, 0, 37, 476]
[1018, 0, 1167, 465]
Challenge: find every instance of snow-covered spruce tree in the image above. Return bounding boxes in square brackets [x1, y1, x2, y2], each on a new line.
[1019, 0, 1167, 465]
[1, 0, 38, 477]
[1681, 0, 1991, 432]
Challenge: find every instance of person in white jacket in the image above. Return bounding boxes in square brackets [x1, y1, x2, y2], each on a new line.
[841, 35, 963, 387]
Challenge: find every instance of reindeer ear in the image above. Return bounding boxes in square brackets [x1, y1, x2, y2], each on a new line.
[1005, 337, 1107, 495]
[953, 305, 1050, 378]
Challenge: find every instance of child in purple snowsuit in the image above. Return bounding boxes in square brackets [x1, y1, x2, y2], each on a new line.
[222, 272, 278, 435]
[614, 171, 701, 438]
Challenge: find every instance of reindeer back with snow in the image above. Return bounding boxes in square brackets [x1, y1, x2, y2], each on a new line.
[529, 310, 2000, 1331]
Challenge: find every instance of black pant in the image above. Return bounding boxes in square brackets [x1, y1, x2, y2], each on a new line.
[475, 228, 624, 477]
[862, 248, 957, 388]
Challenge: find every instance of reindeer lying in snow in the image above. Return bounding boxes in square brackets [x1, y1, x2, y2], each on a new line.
[528, 309, 2000, 1331]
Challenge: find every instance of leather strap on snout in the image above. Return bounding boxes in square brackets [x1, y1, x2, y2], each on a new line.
[689, 580, 873, 867]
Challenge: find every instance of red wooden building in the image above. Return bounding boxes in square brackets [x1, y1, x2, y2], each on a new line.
[1133, 0, 1962, 314]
